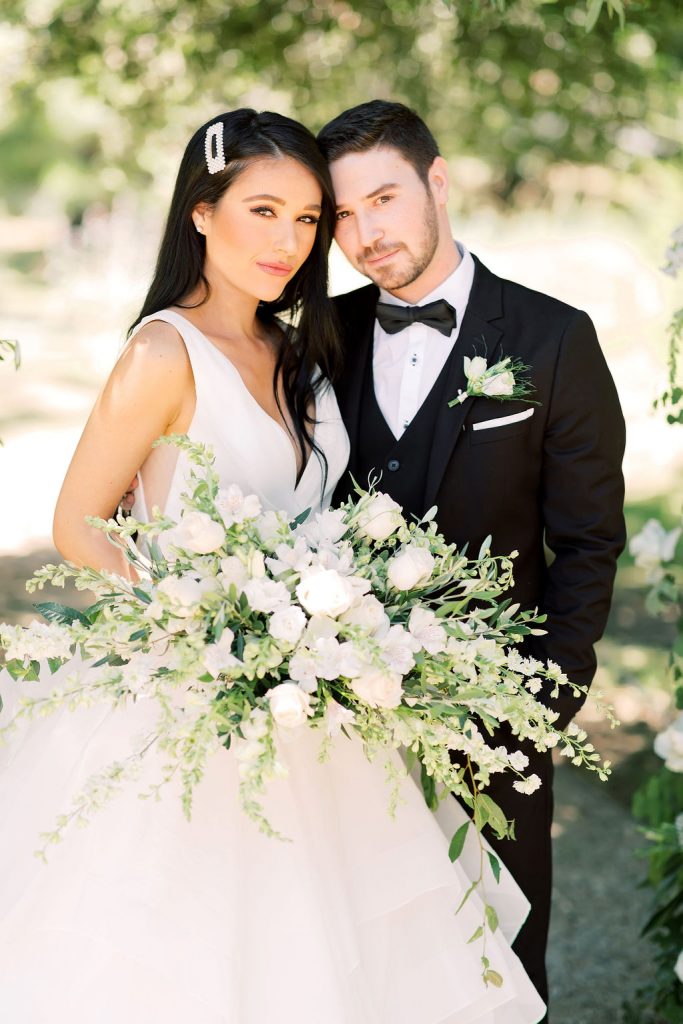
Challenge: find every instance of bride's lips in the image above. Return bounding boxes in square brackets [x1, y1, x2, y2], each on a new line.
[256, 261, 293, 277]
[365, 248, 400, 267]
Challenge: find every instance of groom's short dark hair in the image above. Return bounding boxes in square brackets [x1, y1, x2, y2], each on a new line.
[317, 101, 440, 186]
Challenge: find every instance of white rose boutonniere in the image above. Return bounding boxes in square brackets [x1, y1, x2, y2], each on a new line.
[449, 354, 536, 408]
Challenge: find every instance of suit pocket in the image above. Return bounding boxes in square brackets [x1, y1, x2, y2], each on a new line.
[469, 407, 534, 445]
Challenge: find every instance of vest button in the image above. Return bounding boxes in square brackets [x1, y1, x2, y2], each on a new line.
[387, 458, 400, 472]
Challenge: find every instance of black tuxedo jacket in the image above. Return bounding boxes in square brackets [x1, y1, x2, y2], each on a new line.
[332, 254, 626, 729]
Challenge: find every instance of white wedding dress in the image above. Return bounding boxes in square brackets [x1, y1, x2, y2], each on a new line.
[0, 310, 545, 1023]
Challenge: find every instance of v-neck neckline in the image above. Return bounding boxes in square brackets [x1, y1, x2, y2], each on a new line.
[166, 309, 315, 490]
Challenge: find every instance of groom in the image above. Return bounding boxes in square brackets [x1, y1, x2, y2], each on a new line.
[317, 101, 626, 1016]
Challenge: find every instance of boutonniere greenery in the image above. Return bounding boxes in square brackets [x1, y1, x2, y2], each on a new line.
[448, 355, 537, 408]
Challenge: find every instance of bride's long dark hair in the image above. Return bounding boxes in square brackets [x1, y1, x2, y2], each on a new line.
[130, 109, 342, 488]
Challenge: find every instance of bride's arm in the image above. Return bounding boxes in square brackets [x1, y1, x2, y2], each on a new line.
[53, 322, 193, 579]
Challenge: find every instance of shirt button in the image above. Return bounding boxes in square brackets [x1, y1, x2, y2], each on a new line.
[387, 458, 400, 472]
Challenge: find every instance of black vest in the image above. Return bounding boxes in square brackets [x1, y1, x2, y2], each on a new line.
[354, 339, 459, 521]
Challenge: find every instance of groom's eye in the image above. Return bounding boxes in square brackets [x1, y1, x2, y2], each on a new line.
[336, 210, 350, 221]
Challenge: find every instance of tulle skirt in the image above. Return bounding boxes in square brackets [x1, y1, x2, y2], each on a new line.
[0, 659, 545, 1023]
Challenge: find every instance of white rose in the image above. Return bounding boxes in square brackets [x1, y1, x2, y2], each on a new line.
[243, 578, 291, 614]
[219, 555, 248, 592]
[464, 355, 488, 381]
[268, 605, 307, 645]
[340, 595, 390, 637]
[267, 682, 312, 728]
[159, 510, 225, 556]
[296, 569, 355, 618]
[156, 574, 214, 616]
[481, 370, 515, 397]
[654, 713, 683, 772]
[387, 545, 435, 590]
[675, 950, 683, 984]
[357, 492, 405, 542]
[215, 484, 262, 527]
[351, 667, 403, 709]
[408, 606, 447, 654]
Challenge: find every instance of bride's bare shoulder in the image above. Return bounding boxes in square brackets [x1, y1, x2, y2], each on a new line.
[121, 318, 191, 371]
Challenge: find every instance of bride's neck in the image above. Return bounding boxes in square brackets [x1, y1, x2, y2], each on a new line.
[183, 272, 262, 343]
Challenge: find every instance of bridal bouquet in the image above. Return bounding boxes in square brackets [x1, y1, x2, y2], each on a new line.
[1, 436, 610, 861]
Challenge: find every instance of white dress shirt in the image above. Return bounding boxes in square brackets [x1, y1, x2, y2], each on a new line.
[373, 242, 475, 440]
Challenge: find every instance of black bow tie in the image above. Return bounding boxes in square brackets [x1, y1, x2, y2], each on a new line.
[375, 298, 457, 338]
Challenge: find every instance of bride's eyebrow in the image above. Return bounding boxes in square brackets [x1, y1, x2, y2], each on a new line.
[242, 194, 321, 211]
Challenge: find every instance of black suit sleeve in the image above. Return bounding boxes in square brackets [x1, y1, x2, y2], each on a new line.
[528, 310, 626, 729]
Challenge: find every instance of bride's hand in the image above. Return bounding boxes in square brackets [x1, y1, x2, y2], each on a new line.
[120, 475, 139, 513]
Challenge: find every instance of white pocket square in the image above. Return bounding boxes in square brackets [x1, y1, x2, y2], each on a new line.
[472, 408, 535, 432]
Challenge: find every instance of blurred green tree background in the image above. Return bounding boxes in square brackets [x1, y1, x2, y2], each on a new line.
[1, 0, 680, 222]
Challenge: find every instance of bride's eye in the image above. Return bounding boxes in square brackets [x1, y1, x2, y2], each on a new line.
[251, 206, 276, 217]
[298, 215, 320, 225]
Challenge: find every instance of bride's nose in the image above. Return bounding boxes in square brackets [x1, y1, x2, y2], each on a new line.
[273, 218, 298, 258]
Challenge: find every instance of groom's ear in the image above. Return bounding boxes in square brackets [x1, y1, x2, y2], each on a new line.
[427, 156, 449, 207]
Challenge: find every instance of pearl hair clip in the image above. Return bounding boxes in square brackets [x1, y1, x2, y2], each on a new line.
[205, 122, 226, 174]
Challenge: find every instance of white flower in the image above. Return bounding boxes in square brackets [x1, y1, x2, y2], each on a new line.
[408, 606, 447, 654]
[246, 549, 266, 578]
[123, 651, 166, 694]
[464, 355, 488, 381]
[512, 773, 542, 795]
[481, 370, 515, 397]
[527, 677, 543, 695]
[351, 667, 403, 709]
[254, 510, 284, 544]
[240, 707, 269, 741]
[266, 537, 313, 577]
[243, 578, 291, 614]
[156, 574, 214, 616]
[654, 713, 683, 772]
[379, 624, 421, 674]
[325, 698, 356, 737]
[387, 545, 435, 590]
[508, 750, 530, 772]
[267, 682, 313, 728]
[298, 507, 348, 547]
[2, 621, 73, 662]
[202, 629, 238, 677]
[218, 555, 248, 592]
[675, 950, 683, 984]
[296, 568, 355, 618]
[159, 510, 225, 556]
[630, 518, 681, 582]
[340, 595, 390, 637]
[215, 484, 262, 527]
[268, 606, 307, 645]
[357, 492, 405, 542]
[303, 615, 340, 643]
[288, 648, 318, 692]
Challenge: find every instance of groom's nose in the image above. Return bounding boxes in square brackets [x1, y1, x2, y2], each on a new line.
[354, 211, 383, 249]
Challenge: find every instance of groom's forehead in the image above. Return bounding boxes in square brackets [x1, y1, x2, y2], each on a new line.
[328, 145, 418, 202]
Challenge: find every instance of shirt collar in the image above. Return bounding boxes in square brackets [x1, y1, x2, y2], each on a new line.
[378, 242, 475, 334]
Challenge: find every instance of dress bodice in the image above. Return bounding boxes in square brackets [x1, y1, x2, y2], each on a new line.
[129, 309, 350, 523]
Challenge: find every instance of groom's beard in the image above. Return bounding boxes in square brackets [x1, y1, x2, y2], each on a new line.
[358, 191, 440, 292]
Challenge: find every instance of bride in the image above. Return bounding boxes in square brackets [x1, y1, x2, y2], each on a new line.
[0, 109, 545, 1023]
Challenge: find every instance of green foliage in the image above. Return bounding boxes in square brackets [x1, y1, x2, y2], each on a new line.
[0, 0, 680, 213]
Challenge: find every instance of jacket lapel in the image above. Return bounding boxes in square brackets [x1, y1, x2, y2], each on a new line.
[334, 285, 378, 480]
[423, 257, 504, 509]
